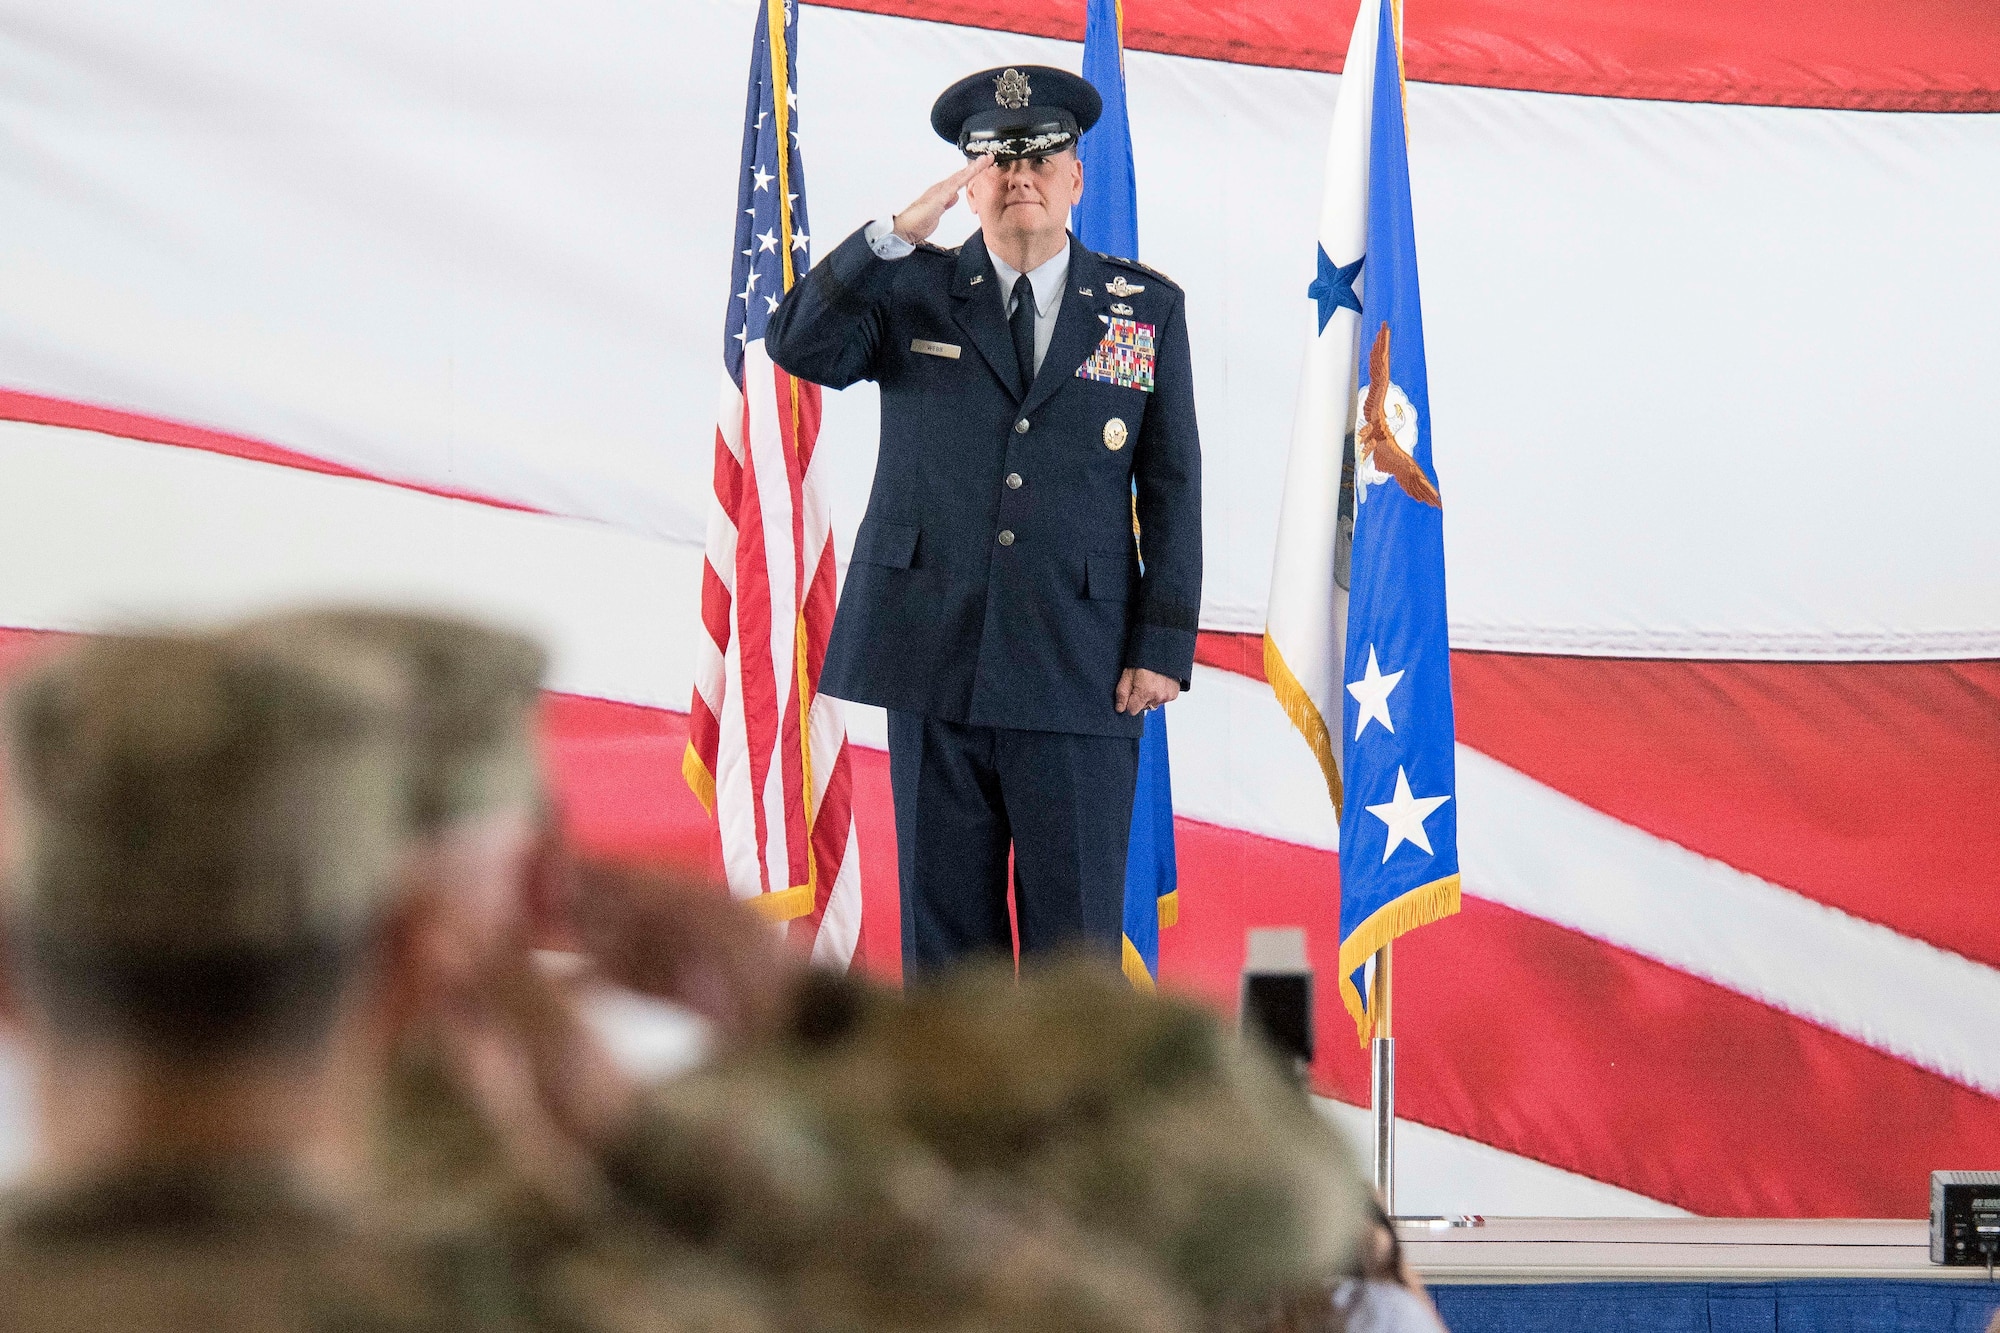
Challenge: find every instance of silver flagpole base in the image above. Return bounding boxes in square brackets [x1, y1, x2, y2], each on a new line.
[1371, 1034, 1395, 1213]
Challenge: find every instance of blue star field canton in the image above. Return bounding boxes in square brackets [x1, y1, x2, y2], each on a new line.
[1309, 245, 1364, 334]
[723, 0, 811, 381]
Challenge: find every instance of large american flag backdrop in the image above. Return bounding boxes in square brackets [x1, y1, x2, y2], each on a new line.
[0, 0, 1996, 1215]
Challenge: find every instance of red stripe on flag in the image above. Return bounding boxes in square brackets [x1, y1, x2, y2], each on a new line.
[686, 695, 722, 780]
[773, 363, 814, 897]
[1196, 631, 2000, 972]
[800, 742, 857, 944]
[1195, 629, 1267, 682]
[803, 545, 836, 684]
[805, 0, 2000, 110]
[711, 420, 745, 515]
[698, 559, 733, 661]
[0, 388, 542, 515]
[1450, 651, 2000, 974]
[1159, 815, 2000, 1218]
[730, 400, 779, 896]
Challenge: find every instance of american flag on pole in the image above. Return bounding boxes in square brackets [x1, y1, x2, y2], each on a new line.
[685, 0, 861, 968]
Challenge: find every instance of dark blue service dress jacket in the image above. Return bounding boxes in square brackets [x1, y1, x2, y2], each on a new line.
[766, 225, 1203, 739]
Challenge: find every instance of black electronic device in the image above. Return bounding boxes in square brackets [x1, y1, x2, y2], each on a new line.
[1241, 927, 1313, 1076]
[1930, 1171, 2000, 1268]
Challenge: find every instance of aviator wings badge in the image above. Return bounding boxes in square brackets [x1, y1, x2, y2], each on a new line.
[1105, 275, 1145, 298]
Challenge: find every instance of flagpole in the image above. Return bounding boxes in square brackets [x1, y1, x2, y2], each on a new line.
[1371, 941, 1395, 1212]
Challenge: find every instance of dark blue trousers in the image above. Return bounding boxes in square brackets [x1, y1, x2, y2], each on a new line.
[887, 711, 1139, 976]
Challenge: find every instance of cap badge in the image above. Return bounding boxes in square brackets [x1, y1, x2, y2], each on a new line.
[1105, 275, 1145, 297]
[1104, 417, 1128, 451]
[994, 68, 1032, 110]
[1111, 301, 1133, 316]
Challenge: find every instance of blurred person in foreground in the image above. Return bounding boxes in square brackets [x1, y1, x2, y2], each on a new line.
[227, 608, 790, 1329]
[0, 624, 779, 1332]
[0, 632, 448, 1330]
[456, 947, 1373, 1333]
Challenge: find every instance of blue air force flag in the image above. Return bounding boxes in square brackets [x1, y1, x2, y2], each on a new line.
[1073, 0, 1179, 992]
[1265, 0, 1458, 1042]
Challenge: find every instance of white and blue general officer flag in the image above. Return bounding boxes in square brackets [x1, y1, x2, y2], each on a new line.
[1266, 0, 1458, 1042]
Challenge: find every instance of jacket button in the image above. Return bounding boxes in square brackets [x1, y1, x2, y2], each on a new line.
[1005, 473, 1023, 490]
[997, 530, 1015, 546]
[1014, 419, 1030, 434]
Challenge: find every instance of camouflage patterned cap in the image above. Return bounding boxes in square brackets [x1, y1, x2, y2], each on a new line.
[751, 962, 1371, 1311]
[605, 1058, 1199, 1333]
[1, 631, 413, 956]
[229, 608, 546, 833]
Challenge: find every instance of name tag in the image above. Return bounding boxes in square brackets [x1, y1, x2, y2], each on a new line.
[910, 339, 961, 360]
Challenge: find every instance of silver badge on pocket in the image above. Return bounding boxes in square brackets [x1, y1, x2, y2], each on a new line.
[910, 339, 962, 359]
[1104, 418, 1128, 451]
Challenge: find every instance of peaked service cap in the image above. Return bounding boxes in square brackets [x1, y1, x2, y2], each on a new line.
[931, 65, 1102, 161]
[1, 631, 414, 956]
[228, 607, 546, 833]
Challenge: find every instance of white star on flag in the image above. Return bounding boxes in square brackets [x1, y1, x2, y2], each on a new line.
[1346, 644, 1404, 739]
[757, 229, 779, 253]
[751, 164, 774, 191]
[792, 230, 809, 253]
[1364, 767, 1451, 863]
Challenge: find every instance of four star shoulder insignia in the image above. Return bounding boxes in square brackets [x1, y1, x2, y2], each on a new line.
[1095, 254, 1180, 291]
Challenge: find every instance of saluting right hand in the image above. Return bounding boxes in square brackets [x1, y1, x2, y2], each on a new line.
[892, 156, 995, 245]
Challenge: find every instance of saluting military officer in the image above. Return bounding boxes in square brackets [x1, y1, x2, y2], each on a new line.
[766, 64, 1203, 973]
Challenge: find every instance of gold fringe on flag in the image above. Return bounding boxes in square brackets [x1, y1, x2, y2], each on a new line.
[1122, 935, 1158, 993]
[682, 742, 717, 817]
[1336, 872, 1461, 1045]
[1263, 632, 1344, 816]
[747, 883, 815, 923]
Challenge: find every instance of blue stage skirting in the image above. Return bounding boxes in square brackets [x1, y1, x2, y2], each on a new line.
[1432, 1280, 2000, 1333]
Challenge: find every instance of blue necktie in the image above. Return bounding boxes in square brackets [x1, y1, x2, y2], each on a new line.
[1009, 280, 1037, 396]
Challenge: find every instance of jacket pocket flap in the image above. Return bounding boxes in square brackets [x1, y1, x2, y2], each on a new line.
[854, 520, 919, 569]
[1084, 552, 1135, 601]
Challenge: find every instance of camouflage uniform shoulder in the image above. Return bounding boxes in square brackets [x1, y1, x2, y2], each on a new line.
[0, 1170, 460, 1332]
[1094, 252, 1182, 293]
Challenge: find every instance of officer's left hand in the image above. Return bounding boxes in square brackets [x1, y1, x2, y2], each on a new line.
[1116, 667, 1181, 716]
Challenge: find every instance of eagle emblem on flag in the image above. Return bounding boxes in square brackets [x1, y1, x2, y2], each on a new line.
[1354, 324, 1440, 509]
